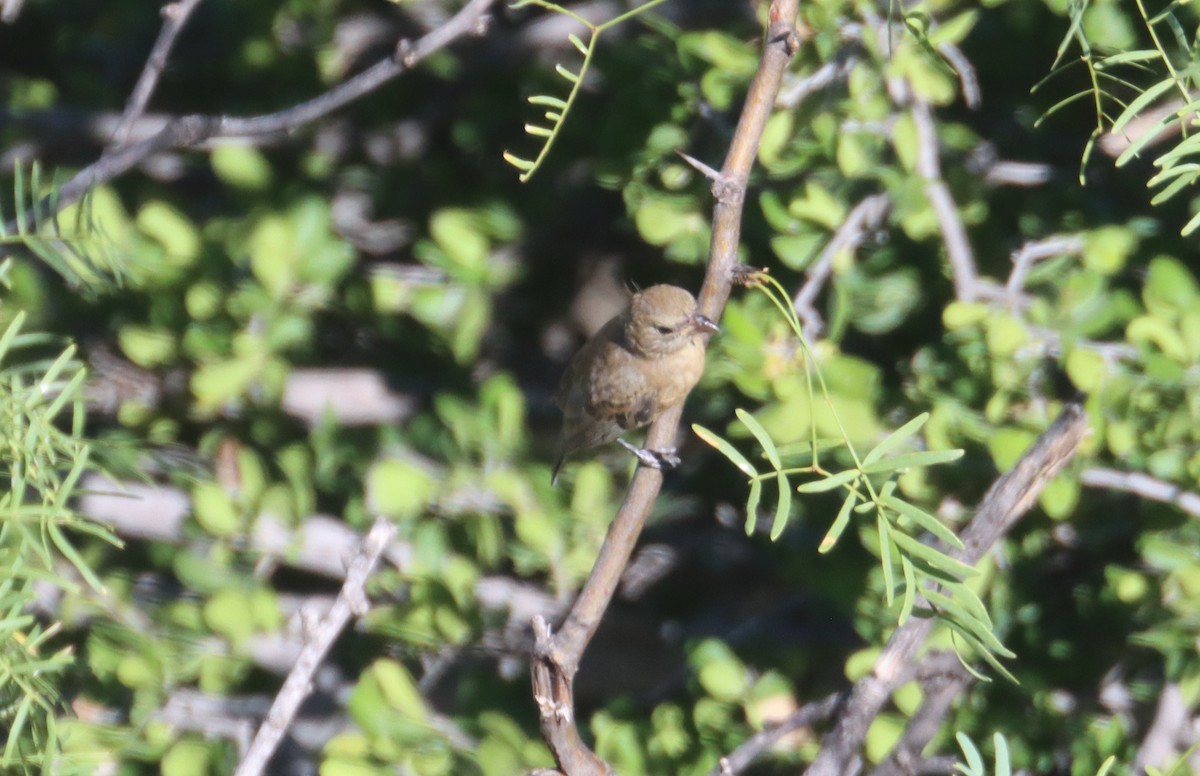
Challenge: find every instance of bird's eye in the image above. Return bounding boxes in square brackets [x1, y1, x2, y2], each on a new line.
[654, 325, 674, 335]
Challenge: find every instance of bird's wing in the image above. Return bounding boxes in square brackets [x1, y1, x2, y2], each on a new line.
[585, 342, 656, 430]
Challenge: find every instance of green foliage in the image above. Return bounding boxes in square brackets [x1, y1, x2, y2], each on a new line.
[0, 179, 120, 773]
[7, 0, 1200, 773]
[503, 0, 675, 182]
[696, 275, 1012, 679]
[1039, 0, 1200, 232]
[956, 732, 1116, 776]
[0, 163, 123, 290]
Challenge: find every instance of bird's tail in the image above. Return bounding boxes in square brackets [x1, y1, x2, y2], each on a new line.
[550, 453, 566, 486]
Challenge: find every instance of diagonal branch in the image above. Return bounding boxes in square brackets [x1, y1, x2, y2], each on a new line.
[803, 401, 1090, 776]
[112, 0, 207, 146]
[234, 516, 397, 776]
[793, 193, 891, 336]
[529, 2, 802, 773]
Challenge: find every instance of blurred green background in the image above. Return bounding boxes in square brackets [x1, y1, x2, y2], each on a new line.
[2, 0, 1200, 773]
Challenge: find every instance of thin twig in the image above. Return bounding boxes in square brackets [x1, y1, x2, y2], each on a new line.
[234, 516, 396, 776]
[937, 41, 980, 110]
[792, 193, 890, 335]
[710, 692, 847, 776]
[1080, 466, 1200, 518]
[867, 656, 972, 776]
[776, 57, 856, 109]
[112, 0, 206, 146]
[984, 159, 1053, 187]
[19, 0, 497, 228]
[529, 2, 802, 773]
[909, 95, 978, 302]
[1005, 234, 1085, 306]
[0, 0, 24, 24]
[803, 402, 1090, 776]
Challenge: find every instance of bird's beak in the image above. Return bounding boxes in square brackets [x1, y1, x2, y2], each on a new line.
[690, 313, 720, 334]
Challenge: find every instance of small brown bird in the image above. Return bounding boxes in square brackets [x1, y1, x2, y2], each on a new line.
[552, 284, 718, 484]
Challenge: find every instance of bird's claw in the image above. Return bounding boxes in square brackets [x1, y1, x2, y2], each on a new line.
[618, 439, 681, 471]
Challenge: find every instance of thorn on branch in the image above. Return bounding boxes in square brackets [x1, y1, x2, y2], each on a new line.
[675, 150, 721, 182]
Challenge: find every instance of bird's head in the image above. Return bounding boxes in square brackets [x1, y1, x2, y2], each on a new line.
[625, 284, 719, 357]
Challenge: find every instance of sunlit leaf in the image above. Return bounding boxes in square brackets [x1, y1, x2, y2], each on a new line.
[737, 408, 781, 471]
[862, 413, 929, 467]
[796, 468, 859, 493]
[693, 424, 757, 477]
[819, 491, 857, 553]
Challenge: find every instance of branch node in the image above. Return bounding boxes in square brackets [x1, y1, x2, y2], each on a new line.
[396, 38, 416, 67]
[712, 177, 744, 205]
[730, 265, 770, 287]
[767, 21, 801, 55]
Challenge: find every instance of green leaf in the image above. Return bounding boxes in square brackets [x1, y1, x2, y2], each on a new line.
[881, 494, 964, 549]
[994, 732, 1011, 776]
[925, 588, 1012, 657]
[899, 556, 916, 625]
[770, 471, 791, 540]
[503, 152, 535, 171]
[192, 481, 241, 537]
[796, 468, 860, 493]
[862, 413, 929, 467]
[888, 529, 978, 579]
[737, 408, 781, 471]
[372, 659, 429, 720]
[745, 477, 762, 536]
[819, 491, 857, 553]
[367, 458, 437, 519]
[211, 145, 273, 191]
[879, 513, 896, 606]
[957, 732, 985, 776]
[946, 620, 1018, 683]
[693, 424, 757, 477]
[861, 449, 964, 474]
[0, 311, 26, 363]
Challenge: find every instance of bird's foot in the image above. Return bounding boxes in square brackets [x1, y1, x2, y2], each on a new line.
[618, 438, 681, 471]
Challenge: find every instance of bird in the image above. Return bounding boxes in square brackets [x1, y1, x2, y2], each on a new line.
[552, 284, 718, 485]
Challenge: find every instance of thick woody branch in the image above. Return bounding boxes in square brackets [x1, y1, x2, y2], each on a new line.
[529, 2, 801, 773]
[867, 657, 972, 776]
[803, 401, 1090, 776]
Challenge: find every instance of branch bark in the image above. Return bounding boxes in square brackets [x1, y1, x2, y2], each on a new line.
[529, 2, 801, 773]
[112, 0, 207, 146]
[234, 516, 396, 776]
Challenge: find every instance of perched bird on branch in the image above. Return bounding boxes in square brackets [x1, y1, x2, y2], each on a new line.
[552, 284, 718, 485]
